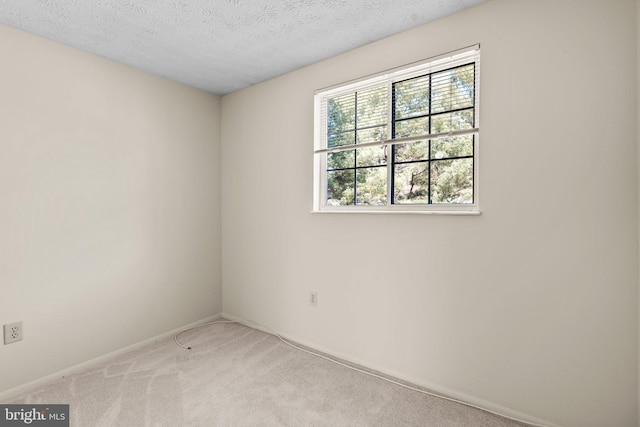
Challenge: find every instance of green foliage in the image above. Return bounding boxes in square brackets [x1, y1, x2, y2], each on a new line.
[431, 158, 473, 203]
[356, 166, 387, 206]
[393, 163, 429, 203]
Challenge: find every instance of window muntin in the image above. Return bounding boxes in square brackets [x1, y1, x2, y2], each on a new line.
[314, 46, 480, 213]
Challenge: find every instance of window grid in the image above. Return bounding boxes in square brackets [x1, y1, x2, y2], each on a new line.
[325, 88, 389, 206]
[391, 63, 475, 205]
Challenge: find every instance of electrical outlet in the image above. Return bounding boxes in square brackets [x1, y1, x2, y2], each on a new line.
[309, 292, 318, 307]
[4, 321, 23, 345]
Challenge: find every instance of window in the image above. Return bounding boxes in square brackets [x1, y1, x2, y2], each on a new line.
[313, 45, 480, 213]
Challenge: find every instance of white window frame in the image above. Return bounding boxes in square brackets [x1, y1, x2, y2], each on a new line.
[313, 45, 480, 214]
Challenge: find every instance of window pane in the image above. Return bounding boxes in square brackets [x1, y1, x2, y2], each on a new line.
[430, 158, 473, 204]
[327, 170, 355, 206]
[431, 109, 474, 133]
[357, 125, 387, 144]
[356, 166, 387, 206]
[394, 116, 429, 138]
[431, 135, 474, 160]
[431, 64, 475, 113]
[394, 75, 429, 120]
[328, 130, 355, 148]
[327, 94, 355, 134]
[357, 85, 388, 129]
[356, 146, 387, 167]
[394, 140, 428, 163]
[328, 85, 387, 148]
[327, 150, 355, 170]
[393, 162, 429, 204]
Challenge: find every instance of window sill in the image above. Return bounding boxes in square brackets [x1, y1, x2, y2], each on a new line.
[310, 209, 481, 216]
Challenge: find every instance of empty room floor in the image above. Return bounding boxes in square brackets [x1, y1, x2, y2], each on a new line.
[6, 321, 530, 426]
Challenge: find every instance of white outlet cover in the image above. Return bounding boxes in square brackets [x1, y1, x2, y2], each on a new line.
[4, 321, 23, 344]
[310, 292, 318, 307]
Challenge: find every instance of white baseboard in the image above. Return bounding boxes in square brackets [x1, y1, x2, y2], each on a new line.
[0, 313, 223, 401]
[221, 312, 561, 427]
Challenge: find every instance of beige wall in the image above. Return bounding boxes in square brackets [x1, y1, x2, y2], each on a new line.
[221, 1, 638, 426]
[0, 25, 222, 392]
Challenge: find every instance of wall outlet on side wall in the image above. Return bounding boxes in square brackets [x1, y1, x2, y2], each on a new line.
[309, 292, 318, 307]
[4, 321, 23, 344]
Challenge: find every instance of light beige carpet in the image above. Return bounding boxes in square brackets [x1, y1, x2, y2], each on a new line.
[6, 321, 530, 426]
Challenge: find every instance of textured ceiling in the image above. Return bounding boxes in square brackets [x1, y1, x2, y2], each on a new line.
[0, 0, 486, 95]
